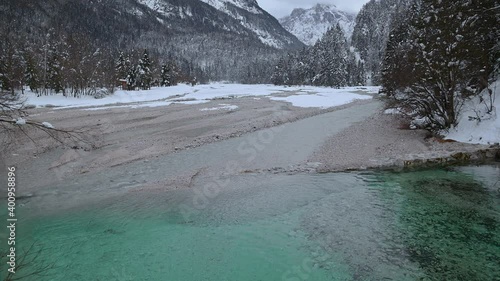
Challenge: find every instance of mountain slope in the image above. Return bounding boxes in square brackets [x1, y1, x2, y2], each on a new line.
[199, 0, 303, 48]
[0, 0, 304, 82]
[279, 4, 356, 46]
[0, 0, 303, 51]
[134, 0, 303, 49]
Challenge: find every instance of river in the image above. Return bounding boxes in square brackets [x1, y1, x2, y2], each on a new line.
[1, 100, 499, 280]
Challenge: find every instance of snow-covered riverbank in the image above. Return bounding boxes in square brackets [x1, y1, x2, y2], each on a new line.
[22, 83, 377, 110]
[444, 79, 499, 145]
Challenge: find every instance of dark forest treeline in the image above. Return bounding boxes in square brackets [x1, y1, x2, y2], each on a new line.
[271, 24, 365, 88]
[0, 27, 281, 97]
[0, 28, 208, 97]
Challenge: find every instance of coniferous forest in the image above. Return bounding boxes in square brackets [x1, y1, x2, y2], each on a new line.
[271, 24, 365, 87]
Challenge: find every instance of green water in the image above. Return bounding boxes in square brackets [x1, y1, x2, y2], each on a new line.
[1, 165, 499, 281]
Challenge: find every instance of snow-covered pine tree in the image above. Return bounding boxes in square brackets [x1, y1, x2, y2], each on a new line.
[24, 51, 40, 94]
[126, 65, 137, 91]
[346, 54, 365, 86]
[137, 50, 153, 90]
[115, 52, 128, 82]
[272, 23, 356, 87]
[0, 37, 25, 94]
[284, 53, 299, 86]
[160, 64, 172, 87]
[271, 57, 288, 86]
[314, 24, 349, 87]
[0, 45, 11, 93]
[294, 47, 310, 85]
[43, 32, 69, 96]
[47, 45, 64, 94]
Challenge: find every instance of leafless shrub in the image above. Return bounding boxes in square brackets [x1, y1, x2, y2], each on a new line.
[2, 242, 57, 281]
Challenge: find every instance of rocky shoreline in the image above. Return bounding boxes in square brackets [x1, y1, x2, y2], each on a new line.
[310, 108, 500, 173]
[386, 146, 500, 171]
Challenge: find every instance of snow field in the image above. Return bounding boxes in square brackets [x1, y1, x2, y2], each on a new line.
[22, 83, 377, 111]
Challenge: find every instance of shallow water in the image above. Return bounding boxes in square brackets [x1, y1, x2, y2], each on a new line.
[2, 164, 500, 281]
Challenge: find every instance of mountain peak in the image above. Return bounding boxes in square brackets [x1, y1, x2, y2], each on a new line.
[280, 3, 356, 45]
[200, 0, 262, 14]
[199, 0, 304, 49]
[314, 3, 337, 10]
[290, 8, 306, 17]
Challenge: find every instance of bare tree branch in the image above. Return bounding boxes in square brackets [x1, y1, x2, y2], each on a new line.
[2, 241, 57, 281]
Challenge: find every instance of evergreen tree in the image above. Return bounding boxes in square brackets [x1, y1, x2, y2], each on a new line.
[271, 58, 288, 85]
[0, 58, 11, 93]
[160, 64, 173, 87]
[0, 38, 24, 94]
[0, 45, 11, 92]
[271, 24, 360, 88]
[126, 65, 136, 91]
[310, 25, 349, 87]
[347, 55, 366, 86]
[47, 45, 64, 94]
[381, 1, 418, 95]
[137, 50, 152, 90]
[115, 52, 128, 81]
[24, 52, 40, 93]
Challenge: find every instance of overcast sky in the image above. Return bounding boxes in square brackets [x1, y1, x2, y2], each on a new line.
[258, 0, 370, 19]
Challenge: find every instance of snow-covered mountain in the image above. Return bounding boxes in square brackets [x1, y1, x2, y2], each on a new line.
[135, 0, 303, 49]
[1, 0, 304, 82]
[199, 0, 303, 48]
[279, 4, 356, 45]
[200, 0, 262, 14]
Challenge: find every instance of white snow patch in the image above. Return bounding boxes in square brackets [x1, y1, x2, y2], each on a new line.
[350, 46, 363, 63]
[411, 117, 431, 130]
[201, 104, 239, 111]
[42, 122, 54, 129]
[270, 91, 371, 109]
[444, 79, 500, 144]
[84, 100, 174, 111]
[138, 0, 159, 10]
[173, 100, 210, 105]
[200, 0, 262, 15]
[23, 84, 378, 111]
[15, 118, 26, 125]
[384, 108, 402, 115]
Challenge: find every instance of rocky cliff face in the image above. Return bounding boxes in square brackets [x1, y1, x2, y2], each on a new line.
[135, 0, 303, 49]
[280, 4, 356, 45]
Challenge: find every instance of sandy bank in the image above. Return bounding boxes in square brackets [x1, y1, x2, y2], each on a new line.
[310, 110, 499, 172]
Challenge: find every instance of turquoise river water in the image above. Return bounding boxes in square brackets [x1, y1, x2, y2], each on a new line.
[1, 164, 499, 281]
